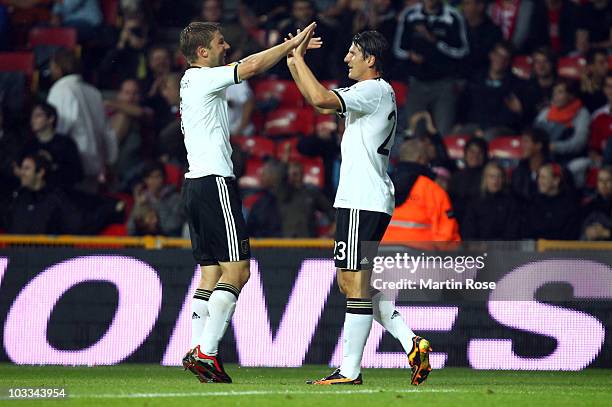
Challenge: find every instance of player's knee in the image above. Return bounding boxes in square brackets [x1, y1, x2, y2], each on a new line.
[336, 272, 348, 294]
[239, 266, 250, 286]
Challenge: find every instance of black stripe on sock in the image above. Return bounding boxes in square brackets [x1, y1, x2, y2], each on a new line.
[194, 289, 212, 301]
[215, 283, 240, 299]
[346, 298, 373, 315]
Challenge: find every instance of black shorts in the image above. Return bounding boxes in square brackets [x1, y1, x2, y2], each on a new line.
[182, 175, 251, 265]
[334, 208, 391, 271]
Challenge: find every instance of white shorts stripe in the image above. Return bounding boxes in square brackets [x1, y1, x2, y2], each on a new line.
[220, 178, 239, 261]
[220, 179, 240, 261]
[347, 209, 354, 269]
[216, 178, 238, 261]
[352, 209, 360, 269]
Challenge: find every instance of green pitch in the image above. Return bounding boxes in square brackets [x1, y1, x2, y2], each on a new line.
[0, 364, 610, 406]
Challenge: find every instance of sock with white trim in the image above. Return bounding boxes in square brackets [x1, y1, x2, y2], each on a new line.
[191, 288, 212, 348]
[372, 291, 415, 354]
[339, 298, 373, 380]
[198, 283, 240, 356]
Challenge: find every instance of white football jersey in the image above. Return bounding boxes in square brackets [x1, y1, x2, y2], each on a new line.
[180, 64, 240, 179]
[332, 79, 397, 215]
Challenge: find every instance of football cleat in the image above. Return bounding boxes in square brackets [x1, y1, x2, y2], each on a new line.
[188, 346, 232, 383]
[182, 348, 213, 383]
[306, 369, 363, 385]
[408, 336, 432, 385]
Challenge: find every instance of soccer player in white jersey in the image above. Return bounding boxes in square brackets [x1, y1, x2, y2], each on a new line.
[179, 21, 319, 383]
[287, 30, 432, 385]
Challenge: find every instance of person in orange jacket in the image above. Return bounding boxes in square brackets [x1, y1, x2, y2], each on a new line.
[383, 137, 461, 243]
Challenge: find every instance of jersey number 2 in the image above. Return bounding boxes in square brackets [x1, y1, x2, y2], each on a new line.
[377, 110, 396, 156]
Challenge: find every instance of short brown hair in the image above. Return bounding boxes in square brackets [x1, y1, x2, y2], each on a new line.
[51, 48, 80, 76]
[179, 22, 221, 63]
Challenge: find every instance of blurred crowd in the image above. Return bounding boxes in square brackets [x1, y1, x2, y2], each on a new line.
[0, 0, 611, 241]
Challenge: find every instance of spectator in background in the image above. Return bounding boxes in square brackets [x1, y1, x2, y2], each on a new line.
[383, 137, 460, 242]
[22, 101, 83, 189]
[143, 45, 173, 129]
[458, 41, 524, 140]
[406, 111, 455, 171]
[105, 78, 153, 189]
[461, 0, 503, 77]
[448, 137, 488, 224]
[0, 106, 23, 199]
[297, 114, 341, 199]
[575, 0, 612, 54]
[240, 0, 289, 29]
[50, 0, 102, 41]
[522, 47, 557, 123]
[360, 0, 399, 78]
[522, 162, 579, 239]
[200, 0, 260, 63]
[580, 48, 610, 112]
[489, 0, 538, 54]
[3, 152, 82, 234]
[332, 0, 399, 80]
[568, 72, 612, 189]
[127, 161, 184, 236]
[99, 12, 150, 88]
[511, 127, 550, 203]
[272, 0, 334, 79]
[227, 81, 255, 136]
[535, 79, 590, 163]
[529, 0, 579, 55]
[158, 72, 186, 166]
[246, 160, 284, 237]
[462, 161, 521, 239]
[47, 48, 117, 193]
[277, 161, 335, 237]
[590, 73, 612, 162]
[581, 166, 612, 240]
[393, 0, 468, 136]
[129, 202, 161, 235]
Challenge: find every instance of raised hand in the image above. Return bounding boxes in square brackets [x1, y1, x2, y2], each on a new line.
[284, 31, 322, 66]
[295, 26, 314, 58]
[289, 22, 317, 49]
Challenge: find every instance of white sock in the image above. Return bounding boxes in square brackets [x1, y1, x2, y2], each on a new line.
[339, 298, 373, 380]
[199, 284, 239, 356]
[190, 289, 211, 348]
[372, 291, 415, 354]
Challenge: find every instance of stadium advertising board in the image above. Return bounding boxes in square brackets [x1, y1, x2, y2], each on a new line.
[0, 247, 610, 369]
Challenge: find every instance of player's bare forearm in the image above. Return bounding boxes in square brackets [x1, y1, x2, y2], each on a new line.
[288, 62, 332, 114]
[293, 55, 340, 111]
[237, 42, 295, 80]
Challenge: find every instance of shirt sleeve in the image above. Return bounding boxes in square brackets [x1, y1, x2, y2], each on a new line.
[197, 64, 241, 94]
[332, 81, 381, 115]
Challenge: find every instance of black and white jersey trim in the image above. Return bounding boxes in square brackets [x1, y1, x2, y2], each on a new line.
[216, 177, 239, 261]
[348, 209, 360, 270]
[331, 89, 347, 114]
[233, 63, 240, 84]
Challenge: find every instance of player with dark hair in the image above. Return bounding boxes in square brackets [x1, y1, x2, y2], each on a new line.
[178, 21, 320, 384]
[287, 30, 432, 385]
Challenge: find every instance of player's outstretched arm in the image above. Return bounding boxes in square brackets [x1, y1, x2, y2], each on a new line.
[237, 22, 319, 81]
[291, 32, 341, 112]
[285, 33, 333, 114]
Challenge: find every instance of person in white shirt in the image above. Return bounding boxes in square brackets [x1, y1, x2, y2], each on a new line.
[47, 49, 117, 193]
[226, 80, 255, 136]
[179, 21, 319, 384]
[288, 30, 432, 386]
